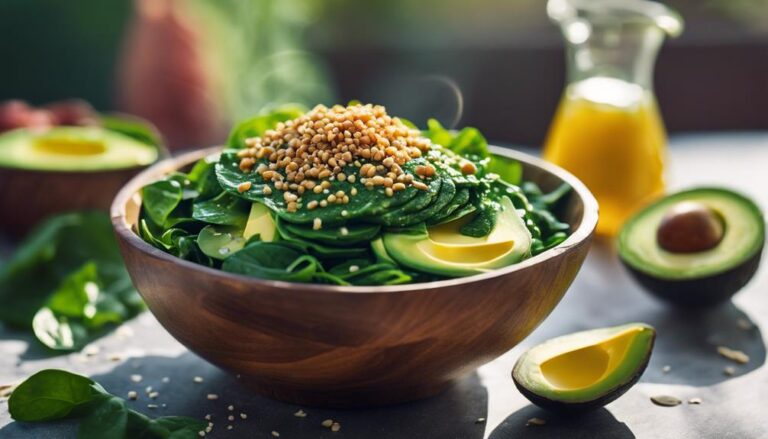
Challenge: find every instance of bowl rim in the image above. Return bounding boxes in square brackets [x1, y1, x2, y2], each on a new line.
[111, 145, 598, 294]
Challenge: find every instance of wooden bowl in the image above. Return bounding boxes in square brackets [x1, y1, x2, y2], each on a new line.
[111, 146, 598, 408]
[0, 119, 166, 238]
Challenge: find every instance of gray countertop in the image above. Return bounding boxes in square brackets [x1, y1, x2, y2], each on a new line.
[1, 133, 767, 438]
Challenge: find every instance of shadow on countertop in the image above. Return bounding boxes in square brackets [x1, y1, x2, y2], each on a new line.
[1, 352, 489, 439]
[489, 405, 635, 439]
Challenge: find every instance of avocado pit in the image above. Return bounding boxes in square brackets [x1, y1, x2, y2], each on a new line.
[656, 201, 724, 253]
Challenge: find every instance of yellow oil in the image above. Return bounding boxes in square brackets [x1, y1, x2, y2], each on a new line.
[544, 77, 667, 236]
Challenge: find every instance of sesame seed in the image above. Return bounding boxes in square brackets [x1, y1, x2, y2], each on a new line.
[207, 394, 219, 400]
[349, 265, 359, 273]
[331, 422, 341, 432]
[272, 432, 280, 437]
[240, 413, 247, 419]
[228, 415, 234, 421]
[161, 377, 170, 383]
[127, 391, 138, 400]
[148, 391, 159, 399]
[193, 376, 204, 383]
[313, 218, 322, 230]
[340, 227, 349, 236]
[322, 419, 334, 428]
[198, 431, 206, 437]
[228, 405, 234, 411]
[147, 404, 158, 409]
[237, 182, 252, 193]
[130, 374, 142, 383]
[227, 425, 233, 430]
[294, 410, 307, 418]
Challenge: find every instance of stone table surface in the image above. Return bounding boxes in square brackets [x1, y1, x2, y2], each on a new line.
[1, 132, 767, 438]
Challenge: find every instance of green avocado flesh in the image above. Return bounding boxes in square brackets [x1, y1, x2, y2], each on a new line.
[382, 196, 532, 277]
[0, 127, 158, 171]
[513, 323, 655, 409]
[619, 188, 765, 280]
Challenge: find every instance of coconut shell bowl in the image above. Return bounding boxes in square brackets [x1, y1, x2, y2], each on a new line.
[111, 146, 598, 408]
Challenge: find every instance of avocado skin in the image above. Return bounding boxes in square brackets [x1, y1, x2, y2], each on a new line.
[512, 333, 655, 413]
[621, 243, 763, 308]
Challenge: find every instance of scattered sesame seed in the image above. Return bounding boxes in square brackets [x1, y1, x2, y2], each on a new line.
[228, 415, 235, 421]
[662, 365, 671, 373]
[331, 422, 341, 432]
[240, 413, 247, 419]
[294, 409, 307, 418]
[340, 227, 349, 236]
[207, 394, 219, 400]
[193, 376, 204, 383]
[724, 366, 736, 376]
[475, 418, 486, 424]
[688, 397, 703, 405]
[228, 405, 234, 411]
[148, 391, 159, 399]
[205, 414, 212, 420]
[198, 431, 206, 437]
[272, 431, 280, 437]
[349, 265, 359, 273]
[322, 419, 334, 428]
[717, 346, 749, 364]
[130, 374, 143, 383]
[161, 377, 170, 383]
[127, 391, 138, 400]
[145, 386, 153, 394]
[526, 417, 546, 427]
[227, 425, 233, 430]
[147, 404, 158, 409]
[313, 218, 322, 230]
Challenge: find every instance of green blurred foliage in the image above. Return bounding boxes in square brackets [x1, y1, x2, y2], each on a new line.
[0, 0, 132, 109]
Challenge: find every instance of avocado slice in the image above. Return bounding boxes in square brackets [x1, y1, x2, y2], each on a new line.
[512, 323, 655, 412]
[619, 188, 765, 307]
[382, 196, 532, 277]
[199, 203, 277, 260]
[0, 126, 158, 171]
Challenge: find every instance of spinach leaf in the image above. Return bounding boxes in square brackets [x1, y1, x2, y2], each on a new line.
[142, 180, 183, 226]
[0, 212, 143, 349]
[486, 154, 523, 186]
[9, 369, 205, 439]
[8, 369, 107, 422]
[222, 241, 320, 282]
[192, 191, 250, 227]
[186, 154, 223, 200]
[32, 261, 135, 351]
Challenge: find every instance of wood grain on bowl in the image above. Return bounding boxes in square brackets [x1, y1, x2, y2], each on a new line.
[111, 146, 598, 408]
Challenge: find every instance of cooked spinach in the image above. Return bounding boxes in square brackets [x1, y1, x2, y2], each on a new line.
[9, 369, 205, 438]
[0, 212, 143, 350]
[137, 107, 572, 285]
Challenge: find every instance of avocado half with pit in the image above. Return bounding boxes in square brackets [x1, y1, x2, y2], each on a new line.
[618, 188, 765, 307]
[0, 124, 162, 236]
[382, 196, 532, 277]
[512, 323, 655, 412]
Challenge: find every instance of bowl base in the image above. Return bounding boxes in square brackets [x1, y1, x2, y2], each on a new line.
[241, 377, 453, 408]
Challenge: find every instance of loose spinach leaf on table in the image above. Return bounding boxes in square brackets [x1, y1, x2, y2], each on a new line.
[9, 369, 205, 439]
[0, 212, 143, 350]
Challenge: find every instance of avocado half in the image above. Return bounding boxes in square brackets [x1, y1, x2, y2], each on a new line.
[512, 323, 655, 412]
[0, 124, 162, 236]
[382, 196, 532, 277]
[618, 188, 765, 307]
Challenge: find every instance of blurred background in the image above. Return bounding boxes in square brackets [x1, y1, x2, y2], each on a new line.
[1, 0, 766, 149]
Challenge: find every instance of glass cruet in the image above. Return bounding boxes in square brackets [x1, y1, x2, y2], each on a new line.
[543, 0, 683, 237]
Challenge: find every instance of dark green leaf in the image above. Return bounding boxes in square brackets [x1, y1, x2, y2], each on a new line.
[192, 192, 249, 227]
[78, 396, 129, 439]
[8, 369, 106, 422]
[222, 242, 319, 282]
[142, 180, 183, 226]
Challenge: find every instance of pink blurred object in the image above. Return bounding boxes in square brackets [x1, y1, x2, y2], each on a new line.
[0, 100, 53, 133]
[44, 99, 99, 126]
[116, 0, 225, 150]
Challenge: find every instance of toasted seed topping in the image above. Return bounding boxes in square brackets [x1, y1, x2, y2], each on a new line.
[238, 104, 434, 210]
[651, 395, 682, 407]
[717, 346, 749, 364]
[237, 182, 252, 193]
